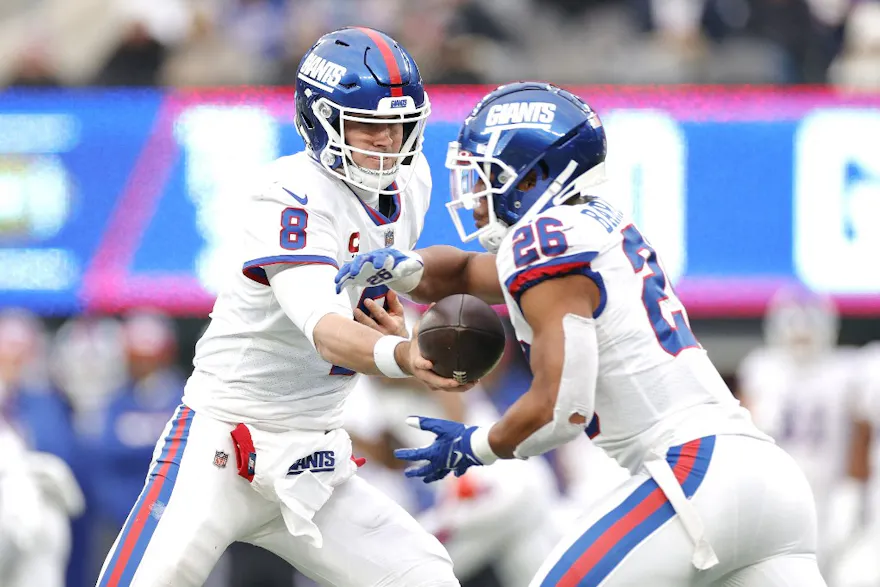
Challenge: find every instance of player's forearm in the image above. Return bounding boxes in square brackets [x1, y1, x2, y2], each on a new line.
[487, 313, 565, 459]
[405, 245, 472, 302]
[487, 389, 556, 459]
[408, 246, 503, 304]
[312, 314, 411, 376]
[486, 311, 596, 460]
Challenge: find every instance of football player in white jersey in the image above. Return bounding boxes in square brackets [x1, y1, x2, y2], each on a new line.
[829, 341, 880, 587]
[0, 420, 84, 587]
[738, 289, 865, 576]
[96, 27, 466, 587]
[336, 82, 826, 586]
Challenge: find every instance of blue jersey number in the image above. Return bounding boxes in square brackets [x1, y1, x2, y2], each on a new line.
[280, 208, 308, 251]
[621, 225, 698, 356]
[329, 285, 390, 376]
[512, 217, 568, 267]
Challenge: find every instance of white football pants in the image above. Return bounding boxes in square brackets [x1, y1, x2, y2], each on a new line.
[95, 404, 458, 587]
[530, 435, 827, 586]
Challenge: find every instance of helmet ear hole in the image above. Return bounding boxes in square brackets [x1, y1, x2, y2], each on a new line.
[536, 159, 549, 179]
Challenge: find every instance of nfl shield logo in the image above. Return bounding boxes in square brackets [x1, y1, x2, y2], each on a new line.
[213, 450, 228, 469]
[384, 229, 394, 247]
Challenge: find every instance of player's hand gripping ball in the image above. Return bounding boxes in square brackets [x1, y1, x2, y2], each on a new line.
[417, 294, 505, 384]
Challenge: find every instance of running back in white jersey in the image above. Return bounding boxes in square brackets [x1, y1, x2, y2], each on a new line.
[182, 151, 431, 431]
[495, 197, 766, 472]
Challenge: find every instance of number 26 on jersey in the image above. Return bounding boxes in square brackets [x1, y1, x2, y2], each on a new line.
[512, 217, 568, 267]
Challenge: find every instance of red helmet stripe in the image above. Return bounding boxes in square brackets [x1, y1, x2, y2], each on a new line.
[356, 27, 404, 97]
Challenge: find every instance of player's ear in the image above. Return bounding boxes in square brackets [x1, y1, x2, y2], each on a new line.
[516, 169, 539, 191]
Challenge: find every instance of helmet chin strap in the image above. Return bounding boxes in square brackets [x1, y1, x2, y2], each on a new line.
[323, 145, 400, 197]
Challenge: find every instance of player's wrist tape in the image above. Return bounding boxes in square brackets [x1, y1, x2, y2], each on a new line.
[469, 426, 499, 465]
[374, 335, 409, 378]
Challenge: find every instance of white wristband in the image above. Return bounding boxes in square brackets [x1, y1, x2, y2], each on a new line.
[469, 426, 499, 465]
[373, 335, 409, 378]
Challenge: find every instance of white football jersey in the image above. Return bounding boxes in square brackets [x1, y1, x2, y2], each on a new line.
[738, 345, 858, 499]
[182, 151, 431, 430]
[496, 198, 767, 472]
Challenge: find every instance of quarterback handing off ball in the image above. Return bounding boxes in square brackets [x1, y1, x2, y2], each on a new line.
[417, 294, 506, 384]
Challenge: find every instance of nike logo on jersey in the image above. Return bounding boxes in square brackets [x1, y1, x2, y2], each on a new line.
[282, 188, 308, 206]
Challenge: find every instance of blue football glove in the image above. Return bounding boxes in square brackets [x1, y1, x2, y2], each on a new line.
[394, 416, 486, 483]
[334, 247, 424, 295]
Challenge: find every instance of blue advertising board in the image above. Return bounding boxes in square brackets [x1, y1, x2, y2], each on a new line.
[0, 86, 878, 316]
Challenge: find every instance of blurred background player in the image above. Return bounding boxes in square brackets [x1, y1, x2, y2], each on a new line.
[737, 288, 864, 578]
[0, 422, 84, 587]
[829, 342, 880, 587]
[0, 309, 77, 468]
[0, 311, 85, 587]
[49, 315, 129, 431]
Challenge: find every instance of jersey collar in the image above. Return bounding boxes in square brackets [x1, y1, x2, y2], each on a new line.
[350, 182, 401, 226]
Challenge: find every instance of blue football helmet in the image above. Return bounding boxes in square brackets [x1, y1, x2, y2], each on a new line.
[295, 27, 430, 195]
[763, 287, 839, 360]
[446, 82, 607, 252]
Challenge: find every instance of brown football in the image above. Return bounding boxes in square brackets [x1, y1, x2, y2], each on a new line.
[417, 294, 506, 384]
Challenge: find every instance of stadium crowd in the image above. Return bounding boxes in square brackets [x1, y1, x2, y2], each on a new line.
[0, 0, 878, 89]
